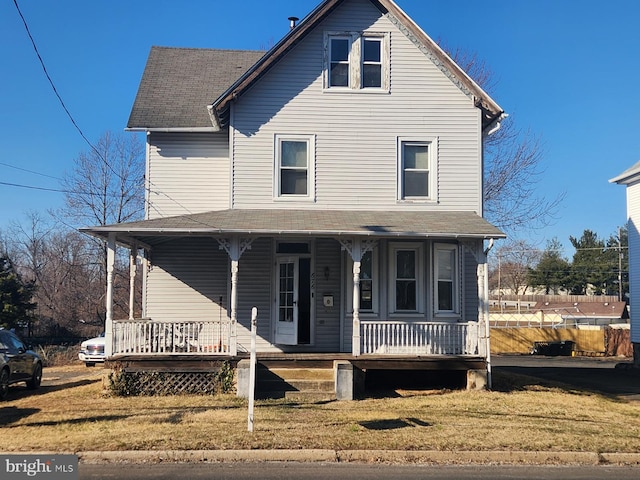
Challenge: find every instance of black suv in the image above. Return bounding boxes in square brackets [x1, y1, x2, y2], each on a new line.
[0, 329, 43, 400]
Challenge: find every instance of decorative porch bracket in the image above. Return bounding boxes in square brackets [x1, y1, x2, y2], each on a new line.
[340, 238, 377, 356]
[217, 236, 254, 356]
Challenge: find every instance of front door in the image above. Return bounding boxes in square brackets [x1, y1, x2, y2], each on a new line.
[275, 256, 311, 345]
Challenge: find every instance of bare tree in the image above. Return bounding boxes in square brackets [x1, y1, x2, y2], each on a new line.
[489, 240, 541, 296]
[444, 45, 564, 235]
[61, 130, 145, 228]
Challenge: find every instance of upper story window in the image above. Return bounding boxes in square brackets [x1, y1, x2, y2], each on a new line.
[324, 32, 389, 91]
[275, 135, 315, 199]
[362, 37, 382, 88]
[398, 138, 436, 201]
[329, 37, 351, 87]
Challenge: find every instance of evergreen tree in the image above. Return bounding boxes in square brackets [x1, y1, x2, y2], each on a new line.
[527, 238, 570, 294]
[0, 255, 36, 330]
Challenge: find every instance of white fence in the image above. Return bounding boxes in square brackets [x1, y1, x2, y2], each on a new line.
[112, 319, 230, 355]
[360, 321, 481, 355]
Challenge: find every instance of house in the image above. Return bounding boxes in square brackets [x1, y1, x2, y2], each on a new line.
[82, 0, 506, 397]
[532, 300, 629, 327]
[611, 161, 640, 366]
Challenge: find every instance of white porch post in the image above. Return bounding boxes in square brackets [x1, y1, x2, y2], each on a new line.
[218, 236, 253, 356]
[352, 240, 362, 357]
[230, 257, 239, 356]
[105, 233, 116, 357]
[476, 248, 492, 389]
[129, 244, 137, 320]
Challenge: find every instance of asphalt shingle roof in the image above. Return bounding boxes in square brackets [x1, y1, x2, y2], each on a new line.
[82, 209, 505, 245]
[127, 46, 264, 129]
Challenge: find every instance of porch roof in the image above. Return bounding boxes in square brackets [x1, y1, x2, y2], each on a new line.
[81, 209, 505, 247]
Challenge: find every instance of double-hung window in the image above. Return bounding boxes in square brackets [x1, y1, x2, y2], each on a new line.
[329, 37, 351, 88]
[325, 32, 389, 91]
[362, 37, 383, 88]
[347, 249, 378, 314]
[275, 135, 314, 199]
[434, 244, 459, 314]
[390, 243, 423, 314]
[398, 139, 435, 201]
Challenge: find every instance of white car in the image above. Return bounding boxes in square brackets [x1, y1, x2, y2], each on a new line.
[79, 333, 105, 367]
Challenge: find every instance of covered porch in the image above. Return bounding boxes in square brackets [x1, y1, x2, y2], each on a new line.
[83, 209, 504, 394]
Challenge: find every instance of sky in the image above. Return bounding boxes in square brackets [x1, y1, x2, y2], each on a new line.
[1, 0, 639, 256]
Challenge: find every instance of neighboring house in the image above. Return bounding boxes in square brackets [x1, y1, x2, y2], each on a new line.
[82, 0, 506, 395]
[532, 301, 629, 327]
[611, 161, 640, 365]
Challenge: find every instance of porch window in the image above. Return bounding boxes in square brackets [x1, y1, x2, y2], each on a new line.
[399, 141, 431, 199]
[275, 135, 314, 199]
[390, 243, 424, 313]
[347, 249, 378, 313]
[434, 243, 459, 314]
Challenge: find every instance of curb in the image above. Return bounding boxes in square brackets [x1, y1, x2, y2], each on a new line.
[75, 449, 640, 466]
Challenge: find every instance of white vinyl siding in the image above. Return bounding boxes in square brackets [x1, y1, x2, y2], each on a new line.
[627, 182, 640, 343]
[231, 0, 481, 212]
[145, 238, 228, 324]
[147, 132, 230, 218]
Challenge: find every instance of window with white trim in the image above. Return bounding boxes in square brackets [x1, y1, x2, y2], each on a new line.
[275, 135, 314, 199]
[390, 243, 424, 313]
[347, 249, 378, 314]
[329, 37, 351, 87]
[399, 140, 433, 200]
[434, 243, 459, 314]
[362, 37, 382, 88]
[324, 32, 389, 91]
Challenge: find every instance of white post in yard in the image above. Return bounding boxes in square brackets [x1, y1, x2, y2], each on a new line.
[248, 307, 258, 432]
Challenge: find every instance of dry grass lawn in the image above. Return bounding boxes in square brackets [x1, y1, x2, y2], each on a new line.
[1, 364, 639, 454]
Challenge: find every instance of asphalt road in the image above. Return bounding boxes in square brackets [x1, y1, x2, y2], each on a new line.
[491, 354, 640, 401]
[78, 462, 640, 480]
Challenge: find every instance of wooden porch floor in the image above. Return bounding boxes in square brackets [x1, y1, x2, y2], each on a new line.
[108, 352, 486, 371]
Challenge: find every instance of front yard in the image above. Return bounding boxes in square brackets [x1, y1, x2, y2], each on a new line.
[1, 364, 639, 454]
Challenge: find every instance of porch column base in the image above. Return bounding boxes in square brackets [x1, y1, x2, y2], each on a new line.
[466, 369, 488, 391]
[236, 359, 251, 398]
[334, 361, 365, 400]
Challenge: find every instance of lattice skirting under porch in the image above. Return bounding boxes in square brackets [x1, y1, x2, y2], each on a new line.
[105, 359, 235, 396]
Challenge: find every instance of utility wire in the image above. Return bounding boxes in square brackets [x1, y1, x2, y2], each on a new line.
[0, 161, 62, 181]
[12, 0, 130, 185]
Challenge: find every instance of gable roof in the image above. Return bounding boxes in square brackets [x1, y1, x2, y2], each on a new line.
[208, 0, 504, 132]
[610, 160, 640, 185]
[127, 47, 264, 131]
[128, 0, 504, 133]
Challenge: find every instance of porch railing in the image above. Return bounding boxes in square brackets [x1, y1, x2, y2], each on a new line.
[360, 321, 481, 356]
[112, 319, 231, 356]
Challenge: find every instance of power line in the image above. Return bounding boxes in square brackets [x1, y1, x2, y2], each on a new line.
[12, 0, 130, 185]
[0, 161, 62, 181]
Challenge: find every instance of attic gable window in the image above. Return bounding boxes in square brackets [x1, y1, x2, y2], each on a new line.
[324, 32, 389, 91]
[329, 37, 350, 87]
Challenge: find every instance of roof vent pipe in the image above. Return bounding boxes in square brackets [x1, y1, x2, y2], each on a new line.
[288, 16, 299, 30]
